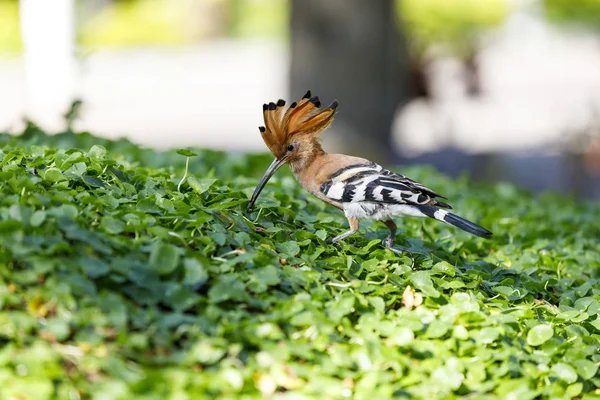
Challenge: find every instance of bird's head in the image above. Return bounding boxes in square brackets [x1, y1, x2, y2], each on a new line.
[247, 90, 338, 211]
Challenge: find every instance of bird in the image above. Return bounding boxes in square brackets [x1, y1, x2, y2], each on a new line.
[247, 91, 492, 253]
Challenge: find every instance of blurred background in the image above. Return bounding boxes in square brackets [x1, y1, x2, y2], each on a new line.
[1, 0, 600, 198]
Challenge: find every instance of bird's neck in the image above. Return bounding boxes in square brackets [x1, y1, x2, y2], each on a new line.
[289, 142, 326, 176]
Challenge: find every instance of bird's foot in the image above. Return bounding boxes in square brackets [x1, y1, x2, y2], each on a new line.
[327, 229, 358, 245]
[326, 237, 343, 246]
[383, 235, 411, 254]
[386, 246, 411, 254]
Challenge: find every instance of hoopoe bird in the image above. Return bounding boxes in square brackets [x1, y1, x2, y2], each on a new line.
[247, 91, 492, 252]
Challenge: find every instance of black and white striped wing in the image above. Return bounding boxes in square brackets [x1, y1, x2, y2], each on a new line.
[319, 162, 451, 208]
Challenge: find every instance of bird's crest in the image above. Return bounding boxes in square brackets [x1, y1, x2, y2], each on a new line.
[258, 90, 338, 159]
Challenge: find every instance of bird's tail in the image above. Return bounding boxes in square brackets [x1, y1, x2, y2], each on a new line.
[417, 206, 492, 238]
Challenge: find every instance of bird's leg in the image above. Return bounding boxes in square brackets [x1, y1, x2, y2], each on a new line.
[328, 217, 359, 244]
[383, 219, 397, 248]
[383, 219, 409, 254]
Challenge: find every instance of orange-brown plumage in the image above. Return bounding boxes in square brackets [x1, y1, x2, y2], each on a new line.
[258, 90, 337, 160]
[297, 153, 372, 208]
[248, 91, 492, 252]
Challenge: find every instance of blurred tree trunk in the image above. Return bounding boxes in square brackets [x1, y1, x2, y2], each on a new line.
[290, 0, 413, 163]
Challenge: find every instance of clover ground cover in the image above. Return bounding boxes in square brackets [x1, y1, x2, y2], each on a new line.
[0, 124, 599, 399]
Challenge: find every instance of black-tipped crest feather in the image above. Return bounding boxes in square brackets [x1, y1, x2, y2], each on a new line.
[259, 91, 338, 158]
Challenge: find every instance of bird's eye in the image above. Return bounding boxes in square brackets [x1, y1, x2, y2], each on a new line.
[287, 144, 295, 152]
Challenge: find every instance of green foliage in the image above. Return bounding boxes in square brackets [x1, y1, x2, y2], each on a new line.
[79, 0, 288, 48]
[1, 123, 600, 398]
[545, 0, 600, 26]
[0, 1, 21, 53]
[79, 0, 191, 47]
[226, 0, 289, 38]
[398, 0, 509, 57]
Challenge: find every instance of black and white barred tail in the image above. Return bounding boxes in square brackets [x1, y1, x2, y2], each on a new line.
[417, 206, 492, 238]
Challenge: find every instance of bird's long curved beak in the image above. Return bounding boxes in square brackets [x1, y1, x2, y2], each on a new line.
[247, 157, 287, 212]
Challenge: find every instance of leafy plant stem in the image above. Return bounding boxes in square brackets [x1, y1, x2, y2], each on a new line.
[177, 156, 190, 192]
